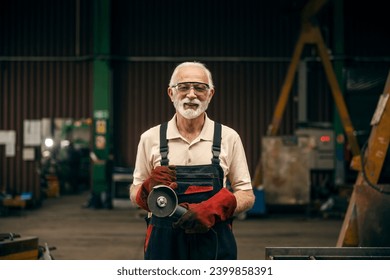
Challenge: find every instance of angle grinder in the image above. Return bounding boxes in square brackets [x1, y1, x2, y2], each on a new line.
[147, 185, 187, 218]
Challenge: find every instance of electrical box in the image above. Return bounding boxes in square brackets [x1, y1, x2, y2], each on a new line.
[295, 127, 335, 170]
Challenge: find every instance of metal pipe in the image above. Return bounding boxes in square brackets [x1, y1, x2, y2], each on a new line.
[1, 55, 389, 63]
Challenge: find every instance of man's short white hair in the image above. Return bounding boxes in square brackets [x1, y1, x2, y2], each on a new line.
[169, 61, 214, 89]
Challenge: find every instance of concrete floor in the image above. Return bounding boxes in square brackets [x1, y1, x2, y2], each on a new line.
[0, 192, 344, 260]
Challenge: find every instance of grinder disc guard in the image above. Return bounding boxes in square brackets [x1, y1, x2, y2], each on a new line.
[147, 185, 178, 217]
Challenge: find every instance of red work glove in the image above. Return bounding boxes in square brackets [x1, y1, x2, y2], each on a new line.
[173, 188, 237, 234]
[135, 166, 177, 211]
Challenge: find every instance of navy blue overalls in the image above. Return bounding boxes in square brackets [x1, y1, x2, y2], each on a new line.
[143, 122, 237, 260]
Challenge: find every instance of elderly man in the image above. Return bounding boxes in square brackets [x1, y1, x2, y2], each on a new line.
[130, 61, 255, 260]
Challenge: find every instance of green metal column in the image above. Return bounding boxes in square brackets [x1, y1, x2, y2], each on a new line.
[92, 0, 111, 195]
[333, 0, 346, 186]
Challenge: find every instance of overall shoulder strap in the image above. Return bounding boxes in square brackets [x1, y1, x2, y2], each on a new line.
[159, 122, 169, 166]
[160, 121, 221, 165]
[212, 122, 222, 165]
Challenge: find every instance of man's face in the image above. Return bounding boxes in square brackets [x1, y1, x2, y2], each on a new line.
[169, 66, 214, 120]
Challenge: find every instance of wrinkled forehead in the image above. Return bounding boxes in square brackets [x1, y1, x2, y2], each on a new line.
[173, 65, 209, 84]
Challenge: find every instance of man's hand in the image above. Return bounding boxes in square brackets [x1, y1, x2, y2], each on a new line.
[135, 166, 176, 211]
[173, 188, 237, 234]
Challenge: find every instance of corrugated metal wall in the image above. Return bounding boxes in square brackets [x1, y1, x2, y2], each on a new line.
[1, 0, 389, 203]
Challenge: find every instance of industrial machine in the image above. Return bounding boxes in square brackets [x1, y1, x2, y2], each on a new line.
[111, 167, 133, 208]
[261, 125, 336, 206]
[295, 125, 335, 171]
[40, 118, 92, 197]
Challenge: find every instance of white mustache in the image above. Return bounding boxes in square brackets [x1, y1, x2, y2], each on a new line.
[182, 98, 201, 105]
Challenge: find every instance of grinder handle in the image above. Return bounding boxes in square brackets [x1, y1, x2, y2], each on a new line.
[171, 204, 187, 218]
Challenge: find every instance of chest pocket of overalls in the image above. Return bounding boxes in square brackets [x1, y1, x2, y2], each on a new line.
[159, 122, 224, 205]
[175, 164, 223, 204]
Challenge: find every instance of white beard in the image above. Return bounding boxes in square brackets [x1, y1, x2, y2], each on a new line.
[173, 94, 209, 120]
